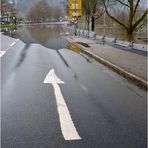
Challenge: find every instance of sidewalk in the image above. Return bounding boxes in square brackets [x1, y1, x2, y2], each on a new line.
[65, 36, 147, 90]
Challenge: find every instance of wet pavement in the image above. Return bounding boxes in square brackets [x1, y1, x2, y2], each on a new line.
[1, 24, 147, 148]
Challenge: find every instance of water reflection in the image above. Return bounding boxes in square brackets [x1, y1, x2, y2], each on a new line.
[67, 42, 80, 54]
[1, 25, 68, 50]
[22, 25, 67, 49]
[27, 25, 60, 44]
[1, 27, 18, 38]
[67, 42, 95, 63]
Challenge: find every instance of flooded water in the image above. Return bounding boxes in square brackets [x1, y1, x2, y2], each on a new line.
[95, 27, 147, 44]
[1, 24, 147, 48]
[78, 22, 147, 44]
[1, 24, 68, 50]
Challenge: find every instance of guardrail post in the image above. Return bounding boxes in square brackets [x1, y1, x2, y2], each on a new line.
[112, 37, 117, 44]
[82, 30, 84, 37]
[102, 35, 105, 43]
[87, 31, 89, 38]
[93, 33, 96, 40]
[78, 30, 80, 36]
[128, 41, 134, 49]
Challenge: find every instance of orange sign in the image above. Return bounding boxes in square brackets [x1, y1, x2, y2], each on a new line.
[69, 0, 82, 19]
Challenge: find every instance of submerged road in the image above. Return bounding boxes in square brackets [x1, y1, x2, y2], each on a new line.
[1, 25, 147, 148]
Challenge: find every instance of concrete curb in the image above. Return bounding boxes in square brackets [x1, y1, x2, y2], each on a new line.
[66, 37, 147, 90]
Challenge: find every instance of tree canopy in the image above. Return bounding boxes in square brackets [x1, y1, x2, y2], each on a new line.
[27, 0, 63, 22]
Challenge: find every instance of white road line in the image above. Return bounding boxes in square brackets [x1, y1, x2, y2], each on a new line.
[44, 69, 81, 141]
[1, 39, 20, 57]
[0, 51, 6, 57]
[5, 39, 20, 51]
[10, 42, 16, 47]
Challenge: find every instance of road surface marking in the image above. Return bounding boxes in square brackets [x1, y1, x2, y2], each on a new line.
[44, 69, 81, 141]
[5, 39, 20, 51]
[1, 39, 20, 57]
[0, 51, 6, 57]
[10, 42, 16, 47]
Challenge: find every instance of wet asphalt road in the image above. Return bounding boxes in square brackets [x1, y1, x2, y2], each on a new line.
[1, 25, 147, 148]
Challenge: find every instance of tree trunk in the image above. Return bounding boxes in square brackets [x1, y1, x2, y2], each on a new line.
[91, 16, 95, 31]
[87, 21, 90, 31]
[127, 26, 134, 41]
[86, 16, 90, 31]
[126, 34, 135, 42]
[127, 26, 134, 35]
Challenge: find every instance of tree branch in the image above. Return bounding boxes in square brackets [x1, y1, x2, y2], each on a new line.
[133, 9, 148, 29]
[103, 1, 127, 30]
[116, 0, 130, 7]
[133, 0, 140, 16]
[95, 9, 105, 20]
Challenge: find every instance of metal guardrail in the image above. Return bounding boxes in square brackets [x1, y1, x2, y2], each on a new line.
[75, 29, 147, 52]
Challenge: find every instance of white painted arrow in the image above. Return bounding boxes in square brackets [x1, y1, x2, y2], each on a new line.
[44, 69, 81, 141]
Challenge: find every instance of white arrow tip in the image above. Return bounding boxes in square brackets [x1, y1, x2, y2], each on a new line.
[44, 69, 64, 84]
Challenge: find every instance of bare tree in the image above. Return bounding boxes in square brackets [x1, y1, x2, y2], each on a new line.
[27, 0, 64, 23]
[90, 0, 104, 31]
[82, 0, 104, 31]
[27, 0, 51, 22]
[52, 6, 63, 20]
[82, 0, 91, 30]
[103, 0, 148, 35]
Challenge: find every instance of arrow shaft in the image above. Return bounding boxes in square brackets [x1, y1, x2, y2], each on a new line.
[53, 83, 81, 140]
